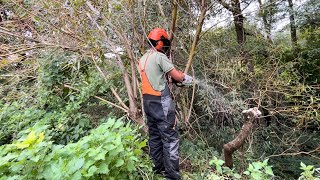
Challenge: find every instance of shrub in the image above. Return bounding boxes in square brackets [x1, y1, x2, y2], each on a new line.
[0, 118, 152, 179]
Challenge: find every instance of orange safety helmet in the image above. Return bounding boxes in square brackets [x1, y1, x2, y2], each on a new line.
[148, 28, 170, 52]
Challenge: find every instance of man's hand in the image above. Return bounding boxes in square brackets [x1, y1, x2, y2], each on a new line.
[168, 68, 184, 82]
[182, 74, 193, 86]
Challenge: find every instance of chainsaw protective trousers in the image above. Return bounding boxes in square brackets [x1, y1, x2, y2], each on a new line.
[143, 87, 180, 180]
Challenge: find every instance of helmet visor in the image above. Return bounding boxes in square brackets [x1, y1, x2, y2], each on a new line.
[161, 38, 171, 54]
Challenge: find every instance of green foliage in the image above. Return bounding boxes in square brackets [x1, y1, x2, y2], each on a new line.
[298, 27, 320, 84]
[37, 51, 92, 108]
[243, 159, 274, 180]
[0, 98, 92, 145]
[299, 162, 320, 180]
[180, 139, 219, 173]
[0, 118, 152, 179]
[1, 0, 320, 179]
[209, 157, 225, 174]
[0, 102, 46, 145]
[206, 157, 274, 180]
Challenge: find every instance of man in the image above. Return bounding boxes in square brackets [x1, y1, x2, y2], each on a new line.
[139, 28, 192, 180]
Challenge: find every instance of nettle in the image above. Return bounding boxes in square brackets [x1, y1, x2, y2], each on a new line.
[206, 157, 274, 180]
[0, 118, 152, 179]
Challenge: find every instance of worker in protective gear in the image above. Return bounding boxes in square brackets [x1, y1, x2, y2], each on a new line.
[139, 28, 192, 180]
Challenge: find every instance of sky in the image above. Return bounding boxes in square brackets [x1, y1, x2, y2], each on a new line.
[203, 0, 308, 37]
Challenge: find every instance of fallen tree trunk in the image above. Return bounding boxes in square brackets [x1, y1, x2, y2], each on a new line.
[223, 107, 261, 168]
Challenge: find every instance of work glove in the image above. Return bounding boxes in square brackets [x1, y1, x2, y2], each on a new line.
[182, 74, 193, 86]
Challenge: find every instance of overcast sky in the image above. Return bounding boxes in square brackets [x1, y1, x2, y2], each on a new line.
[203, 0, 307, 37]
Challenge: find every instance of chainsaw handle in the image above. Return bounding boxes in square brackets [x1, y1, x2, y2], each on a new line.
[174, 82, 185, 87]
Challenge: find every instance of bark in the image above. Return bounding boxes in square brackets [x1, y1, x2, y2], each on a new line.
[217, 0, 258, 107]
[223, 108, 261, 168]
[169, 0, 178, 42]
[217, 0, 245, 44]
[287, 0, 297, 47]
[184, 0, 207, 74]
[232, 0, 246, 45]
[129, 0, 138, 99]
[169, 0, 178, 61]
[257, 0, 273, 42]
[224, 120, 253, 168]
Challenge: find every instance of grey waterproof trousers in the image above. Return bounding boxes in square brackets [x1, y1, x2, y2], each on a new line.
[143, 88, 180, 180]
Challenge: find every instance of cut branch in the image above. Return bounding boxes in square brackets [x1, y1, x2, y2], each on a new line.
[223, 107, 261, 168]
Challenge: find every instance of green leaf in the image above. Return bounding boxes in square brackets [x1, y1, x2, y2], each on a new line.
[233, 173, 241, 179]
[106, 118, 115, 128]
[97, 163, 109, 174]
[306, 165, 314, 171]
[30, 155, 40, 162]
[248, 164, 254, 171]
[71, 171, 82, 180]
[9, 164, 23, 173]
[265, 166, 274, 176]
[216, 165, 222, 174]
[94, 152, 106, 161]
[217, 159, 224, 165]
[115, 159, 124, 167]
[133, 149, 142, 155]
[0, 153, 18, 165]
[138, 141, 147, 149]
[252, 162, 262, 170]
[87, 165, 98, 177]
[262, 159, 269, 166]
[252, 172, 261, 179]
[75, 158, 85, 170]
[88, 148, 99, 157]
[127, 162, 135, 172]
[113, 120, 123, 129]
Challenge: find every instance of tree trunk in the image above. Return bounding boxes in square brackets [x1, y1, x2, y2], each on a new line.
[169, 0, 178, 61]
[217, 0, 259, 107]
[258, 0, 273, 42]
[288, 0, 297, 47]
[184, 0, 207, 74]
[232, 0, 245, 45]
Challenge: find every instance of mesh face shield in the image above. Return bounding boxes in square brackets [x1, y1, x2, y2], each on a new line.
[148, 36, 171, 55]
[161, 37, 171, 55]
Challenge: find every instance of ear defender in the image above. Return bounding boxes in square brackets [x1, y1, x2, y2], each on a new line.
[156, 41, 164, 51]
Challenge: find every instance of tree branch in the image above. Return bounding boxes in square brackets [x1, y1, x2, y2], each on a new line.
[184, 3, 207, 74]
[223, 107, 262, 168]
[63, 84, 128, 112]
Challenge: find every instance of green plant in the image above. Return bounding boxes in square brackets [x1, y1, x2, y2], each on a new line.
[0, 118, 153, 179]
[299, 162, 320, 180]
[244, 159, 274, 180]
[209, 157, 225, 174]
[207, 157, 275, 180]
[0, 102, 46, 145]
[207, 157, 241, 180]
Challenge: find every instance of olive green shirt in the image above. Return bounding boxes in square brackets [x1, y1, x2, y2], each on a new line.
[139, 50, 174, 92]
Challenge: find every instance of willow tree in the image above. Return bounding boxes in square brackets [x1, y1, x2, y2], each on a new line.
[0, 0, 215, 130]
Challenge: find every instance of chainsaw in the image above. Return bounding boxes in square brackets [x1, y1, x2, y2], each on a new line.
[174, 74, 195, 87]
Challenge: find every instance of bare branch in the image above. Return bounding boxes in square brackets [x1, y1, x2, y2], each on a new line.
[63, 84, 128, 113]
